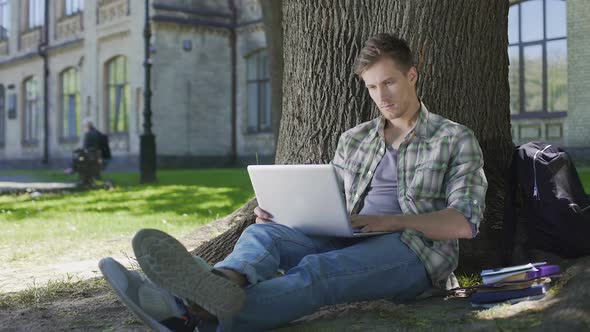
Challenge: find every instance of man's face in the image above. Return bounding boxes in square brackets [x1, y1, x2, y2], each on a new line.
[361, 57, 418, 121]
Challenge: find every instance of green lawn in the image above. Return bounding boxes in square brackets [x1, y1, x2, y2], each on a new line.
[0, 169, 254, 269]
[1, 166, 588, 283]
[579, 167, 590, 193]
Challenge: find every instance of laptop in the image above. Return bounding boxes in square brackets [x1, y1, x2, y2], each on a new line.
[247, 164, 391, 237]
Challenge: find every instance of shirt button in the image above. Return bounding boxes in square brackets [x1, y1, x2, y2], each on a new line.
[472, 200, 478, 205]
[354, 193, 359, 198]
[367, 170, 373, 176]
[379, 148, 384, 153]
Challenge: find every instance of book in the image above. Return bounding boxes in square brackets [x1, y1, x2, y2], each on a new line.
[480, 263, 538, 277]
[475, 277, 551, 293]
[480, 263, 559, 284]
[481, 263, 537, 284]
[489, 265, 561, 284]
[470, 294, 546, 309]
[471, 284, 548, 304]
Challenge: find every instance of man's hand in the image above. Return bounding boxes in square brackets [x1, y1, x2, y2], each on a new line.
[350, 215, 403, 233]
[254, 206, 274, 224]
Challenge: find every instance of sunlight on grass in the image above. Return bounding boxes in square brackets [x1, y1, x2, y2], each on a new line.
[0, 169, 254, 269]
[0, 275, 109, 309]
[578, 167, 589, 193]
[456, 273, 482, 288]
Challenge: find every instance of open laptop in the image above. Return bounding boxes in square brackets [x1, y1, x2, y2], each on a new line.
[247, 164, 391, 237]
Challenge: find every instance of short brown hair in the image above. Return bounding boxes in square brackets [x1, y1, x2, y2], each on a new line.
[353, 33, 415, 77]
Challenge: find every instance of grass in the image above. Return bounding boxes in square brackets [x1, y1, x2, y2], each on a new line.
[456, 273, 482, 288]
[1, 166, 588, 294]
[578, 167, 590, 192]
[0, 275, 109, 309]
[0, 169, 254, 273]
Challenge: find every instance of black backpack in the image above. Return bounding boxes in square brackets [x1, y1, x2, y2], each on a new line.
[503, 142, 590, 262]
[99, 132, 112, 160]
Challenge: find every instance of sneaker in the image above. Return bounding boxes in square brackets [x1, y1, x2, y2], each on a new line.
[99, 257, 202, 332]
[132, 229, 246, 319]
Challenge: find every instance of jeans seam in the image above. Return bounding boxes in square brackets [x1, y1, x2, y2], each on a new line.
[320, 259, 418, 280]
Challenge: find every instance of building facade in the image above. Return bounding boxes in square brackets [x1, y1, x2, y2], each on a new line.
[1, 0, 588, 169]
[0, 0, 275, 169]
[509, 0, 590, 161]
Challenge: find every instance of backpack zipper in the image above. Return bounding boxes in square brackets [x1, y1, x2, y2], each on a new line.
[532, 144, 552, 200]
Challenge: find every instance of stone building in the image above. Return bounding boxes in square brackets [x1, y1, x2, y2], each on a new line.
[508, 0, 589, 161]
[0, 0, 274, 169]
[1, 0, 588, 169]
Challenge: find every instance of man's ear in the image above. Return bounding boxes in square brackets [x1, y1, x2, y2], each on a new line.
[408, 67, 418, 84]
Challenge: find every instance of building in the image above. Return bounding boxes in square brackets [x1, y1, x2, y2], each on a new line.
[0, 0, 275, 169]
[508, 0, 590, 161]
[1, 0, 588, 169]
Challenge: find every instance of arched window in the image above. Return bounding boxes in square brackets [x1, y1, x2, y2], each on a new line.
[105, 56, 129, 134]
[0, 84, 5, 146]
[246, 49, 271, 133]
[60, 67, 80, 139]
[509, 0, 567, 116]
[23, 77, 40, 142]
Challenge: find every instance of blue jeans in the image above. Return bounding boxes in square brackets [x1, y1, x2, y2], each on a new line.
[213, 223, 430, 331]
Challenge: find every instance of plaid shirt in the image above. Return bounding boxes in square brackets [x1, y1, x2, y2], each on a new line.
[331, 102, 487, 287]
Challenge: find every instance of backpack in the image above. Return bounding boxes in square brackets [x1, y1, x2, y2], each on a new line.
[99, 132, 112, 160]
[503, 141, 590, 262]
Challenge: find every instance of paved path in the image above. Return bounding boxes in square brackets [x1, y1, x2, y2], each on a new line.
[0, 174, 78, 194]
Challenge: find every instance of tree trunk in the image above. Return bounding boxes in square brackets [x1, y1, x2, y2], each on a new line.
[194, 0, 513, 272]
[259, 0, 284, 146]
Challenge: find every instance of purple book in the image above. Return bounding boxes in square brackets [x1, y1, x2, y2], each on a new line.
[471, 284, 548, 304]
[489, 264, 561, 284]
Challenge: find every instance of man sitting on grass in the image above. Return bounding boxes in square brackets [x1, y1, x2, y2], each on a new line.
[100, 33, 487, 332]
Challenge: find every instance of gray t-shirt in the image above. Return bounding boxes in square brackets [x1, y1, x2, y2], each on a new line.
[358, 145, 477, 236]
[359, 145, 403, 216]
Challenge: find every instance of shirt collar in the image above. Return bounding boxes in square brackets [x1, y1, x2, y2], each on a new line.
[374, 101, 430, 140]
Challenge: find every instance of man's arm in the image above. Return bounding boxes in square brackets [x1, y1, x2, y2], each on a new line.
[352, 128, 487, 240]
[351, 208, 473, 240]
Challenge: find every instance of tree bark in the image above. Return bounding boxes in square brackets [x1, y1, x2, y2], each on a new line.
[259, 0, 284, 146]
[194, 0, 513, 272]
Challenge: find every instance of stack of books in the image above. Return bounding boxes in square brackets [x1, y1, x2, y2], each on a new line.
[470, 262, 561, 308]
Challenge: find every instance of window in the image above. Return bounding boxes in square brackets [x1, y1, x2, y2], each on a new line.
[23, 77, 40, 142]
[64, 0, 83, 16]
[508, 0, 567, 117]
[106, 56, 129, 134]
[0, 84, 5, 146]
[0, 0, 9, 39]
[28, 0, 44, 29]
[60, 68, 81, 138]
[246, 50, 271, 133]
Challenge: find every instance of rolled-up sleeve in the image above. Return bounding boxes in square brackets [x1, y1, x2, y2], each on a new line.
[445, 129, 488, 238]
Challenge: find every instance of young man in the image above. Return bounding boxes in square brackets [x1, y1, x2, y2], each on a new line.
[100, 33, 487, 331]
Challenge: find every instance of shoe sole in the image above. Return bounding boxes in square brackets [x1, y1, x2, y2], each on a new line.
[98, 257, 172, 332]
[132, 228, 246, 319]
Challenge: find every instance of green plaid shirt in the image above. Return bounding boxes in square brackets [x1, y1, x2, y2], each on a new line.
[331, 102, 487, 288]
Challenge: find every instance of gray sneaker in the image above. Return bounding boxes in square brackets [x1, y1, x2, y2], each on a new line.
[99, 257, 203, 332]
[132, 228, 246, 319]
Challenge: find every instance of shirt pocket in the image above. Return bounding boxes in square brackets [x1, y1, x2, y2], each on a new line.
[407, 160, 448, 200]
[333, 160, 362, 194]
